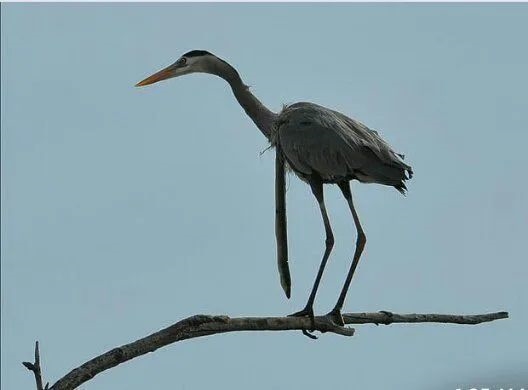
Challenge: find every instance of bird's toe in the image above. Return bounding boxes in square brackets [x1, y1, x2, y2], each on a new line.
[325, 308, 345, 327]
[288, 306, 315, 320]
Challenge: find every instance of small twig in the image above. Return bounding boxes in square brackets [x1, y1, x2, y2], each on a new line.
[22, 341, 48, 390]
[25, 310, 508, 390]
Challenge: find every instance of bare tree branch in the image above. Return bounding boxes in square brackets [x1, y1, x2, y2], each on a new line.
[342, 310, 509, 325]
[25, 310, 508, 390]
[22, 341, 49, 390]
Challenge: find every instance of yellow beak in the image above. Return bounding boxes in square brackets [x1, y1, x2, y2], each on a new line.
[135, 65, 176, 87]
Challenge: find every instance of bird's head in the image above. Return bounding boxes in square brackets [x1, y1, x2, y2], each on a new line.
[135, 50, 231, 87]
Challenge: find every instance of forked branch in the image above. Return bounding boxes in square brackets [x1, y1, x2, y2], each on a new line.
[22, 341, 48, 390]
[24, 310, 508, 390]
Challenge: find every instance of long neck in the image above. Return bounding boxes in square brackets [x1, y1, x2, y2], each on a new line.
[212, 59, 277, 140]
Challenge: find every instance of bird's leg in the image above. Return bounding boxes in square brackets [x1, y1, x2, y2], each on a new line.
[326, 181, 366, 327]
[290, 179, 334, 332]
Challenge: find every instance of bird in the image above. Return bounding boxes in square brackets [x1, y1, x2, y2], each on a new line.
[136, 50, 413, 330]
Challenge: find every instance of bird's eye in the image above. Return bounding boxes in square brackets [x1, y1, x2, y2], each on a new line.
[178, 57, 187, 66]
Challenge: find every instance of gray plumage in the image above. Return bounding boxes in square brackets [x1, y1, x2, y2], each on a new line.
[136, 50, 413, 329]
[273, 102, 412, 193]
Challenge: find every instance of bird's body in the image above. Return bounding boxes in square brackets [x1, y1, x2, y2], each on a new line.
[273, 102, 412, 191]
[136, 50, 412, 333]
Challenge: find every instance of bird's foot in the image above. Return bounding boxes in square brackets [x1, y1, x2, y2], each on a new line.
[288, 306, 318, 340]
[289, 306, 315, 320]
[324, 308, 345, 327]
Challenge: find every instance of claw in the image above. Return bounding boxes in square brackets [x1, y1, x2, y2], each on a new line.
[289, 306, 318, 339]
[325, 308, 345, 327]
[302, 330, 318, 340]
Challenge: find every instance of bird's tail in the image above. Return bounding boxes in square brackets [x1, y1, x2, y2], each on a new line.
[392, 163, 413, 194]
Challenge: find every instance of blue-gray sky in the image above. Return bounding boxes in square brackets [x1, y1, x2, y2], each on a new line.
[2, 3, 527, 389]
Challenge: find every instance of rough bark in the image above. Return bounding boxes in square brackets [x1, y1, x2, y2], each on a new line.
[23, 310, 508, 390]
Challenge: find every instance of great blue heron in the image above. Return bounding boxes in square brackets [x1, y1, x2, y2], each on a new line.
[136, 50, 413, 330]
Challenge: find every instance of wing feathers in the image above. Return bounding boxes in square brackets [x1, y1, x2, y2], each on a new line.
[277, 102, 413, 188]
